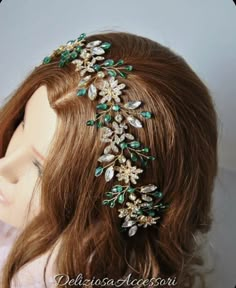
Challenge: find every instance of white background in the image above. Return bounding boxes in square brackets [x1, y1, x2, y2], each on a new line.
[0, 1, 235, 287]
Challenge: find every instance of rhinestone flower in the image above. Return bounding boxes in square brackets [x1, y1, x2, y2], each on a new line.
[99, 77, 126, 103]
[115, 160, 143, 184]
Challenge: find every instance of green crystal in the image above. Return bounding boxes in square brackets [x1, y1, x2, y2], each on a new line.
[70, 51, 78, 59]
[131, 153, 138, 162]
[129, 141, 141, 148]
[147, 202, 153, 208]
[118, 194, 125, 204]
[93, 64, 101, 71]
[148, 156, 156, 160]
[96, 103, 108, 110]
[127, 187, 135, 193]
[86, 120, 95, 126]
[77, 88, 87, 96]
[141, 111, 152, 119]
[102, 199, 110, 205]
[107, 70, 117, 77]
[112, 185, 123, 192]
[103, 59, 114, 66]
[96, 122, 103, 128]
[112, 105, 120, 111]
[153, 191, 163, 198]
[64, 56, 71, 63]
[61, 51, 70, 58]
[76, 46, 82, 53]
[95, 166, 104, 176]
[136, 210, 143, 215]
[119, 71, 127, 78]
[148, 211, 156, 217]
[66, 40, 75, 45]
[101, 42, 111, 50]
[43, 56, 51, 64]
[116, 59, 124, 66]
[156, 203, 162, 208]
[125, 65, 133, 71]
[78, 33, 86, 41]
[120, 142, 128, 149]
[105, 192, 113, 198]
[104, 114, 112, 122]
[141, 159, 148, 167]
[59, 60, 66, 67]
[109, 201, 116, 208]
[141, 147, 149, 153]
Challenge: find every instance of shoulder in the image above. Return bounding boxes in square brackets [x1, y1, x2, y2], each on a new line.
[0, 220, 60, 288]
[11, 239, 61, 288]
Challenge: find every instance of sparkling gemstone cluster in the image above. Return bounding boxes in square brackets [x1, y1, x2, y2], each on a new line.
[42, 33, 168, 237]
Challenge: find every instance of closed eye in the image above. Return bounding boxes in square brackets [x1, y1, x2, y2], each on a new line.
[32, 159, 43, 177]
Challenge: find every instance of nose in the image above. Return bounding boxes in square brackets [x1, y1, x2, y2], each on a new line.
[0, 158, 18, 184]
[0, 148, 25, 184]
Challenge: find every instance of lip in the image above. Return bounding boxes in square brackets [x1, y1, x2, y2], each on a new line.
[0, 189, 12, 205]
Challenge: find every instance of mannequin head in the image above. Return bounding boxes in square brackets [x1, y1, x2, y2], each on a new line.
[0, 85, 57, 228]
[0, 31, 218, 287]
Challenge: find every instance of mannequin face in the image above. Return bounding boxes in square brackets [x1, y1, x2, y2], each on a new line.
[0, 85, 58, 228]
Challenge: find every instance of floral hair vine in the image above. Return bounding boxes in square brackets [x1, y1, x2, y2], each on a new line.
[42, 33, 169, 237]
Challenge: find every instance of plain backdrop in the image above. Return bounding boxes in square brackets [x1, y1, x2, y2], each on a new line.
[0, 1, 235, 287]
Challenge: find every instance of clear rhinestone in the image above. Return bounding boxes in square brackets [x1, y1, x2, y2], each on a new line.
[125, 215, 131, 221]
[98, 154, 115, 163]
[140, 185, 158, 193]
[129, 194, 137, 201]
[91, 47, 105, 55]
[122, 220, 136, 228]
[125, 133, 134, 140]
[111, 143, 119, 153]
[104, 145, 111, 154]
[105, 166, 114, 182]
[128, 225, 138, 237]
[102, 131, 113, 139]
[119, 134, 126, 142]
[115, 128, 123, 135]
[86, 40, 102, 48]
[118, 155, 126, 163]
[127, 116, 143, 128]
[115, 114, 123, 123]
[97, 71, 105, 78]
[112, 121, 119, 129]
[78, 75, 91, 87]
[141, 195, 153, 202]
[114, 135, 121, 144]
[102, 127, 112, 134]
[88, 84, 97, 100]
[140, 203, 150, 207]
[95, 56, 105, 61]
[124, 101, 142, 110]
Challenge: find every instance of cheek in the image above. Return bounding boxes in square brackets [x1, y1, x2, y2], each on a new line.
[14, 170, 42, 226]
[0, 165, 41, 228]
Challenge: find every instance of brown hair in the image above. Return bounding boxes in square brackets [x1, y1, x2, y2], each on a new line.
[0, 31, 218, 287]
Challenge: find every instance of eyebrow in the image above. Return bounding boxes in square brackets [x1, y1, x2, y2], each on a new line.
[31, 145, 46, 162]
[23, 102, 46, 163]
